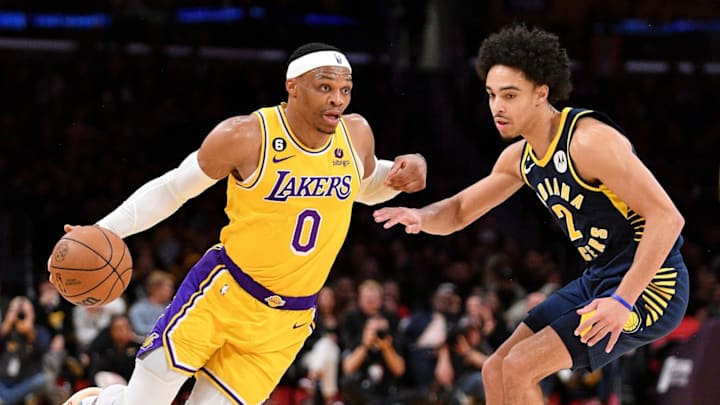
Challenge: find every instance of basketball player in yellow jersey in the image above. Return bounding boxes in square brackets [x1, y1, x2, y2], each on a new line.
[60, 42, 427, 405]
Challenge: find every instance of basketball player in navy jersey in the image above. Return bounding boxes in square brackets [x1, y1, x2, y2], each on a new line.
[374, 24, 689, 405]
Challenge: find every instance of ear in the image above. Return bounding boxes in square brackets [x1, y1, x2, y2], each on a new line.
[535, 84, 549, 105]
[286, 79, 297, 97]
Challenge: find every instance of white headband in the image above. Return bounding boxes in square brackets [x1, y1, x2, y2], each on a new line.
[286, 50, 352, 79]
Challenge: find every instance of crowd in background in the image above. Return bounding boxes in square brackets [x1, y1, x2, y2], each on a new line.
[0, 1, 719, 404]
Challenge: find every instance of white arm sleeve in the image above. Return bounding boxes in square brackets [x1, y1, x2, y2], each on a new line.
[355, 158, 401, 206]
[96, 151, 219, 239]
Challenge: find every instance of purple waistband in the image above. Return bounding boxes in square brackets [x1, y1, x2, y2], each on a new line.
[218, 247, 317, 311]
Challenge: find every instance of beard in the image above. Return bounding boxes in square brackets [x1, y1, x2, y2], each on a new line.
[317, 126, 336, 135]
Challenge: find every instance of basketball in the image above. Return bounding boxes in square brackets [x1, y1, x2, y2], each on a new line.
[49, 226, 133, 307]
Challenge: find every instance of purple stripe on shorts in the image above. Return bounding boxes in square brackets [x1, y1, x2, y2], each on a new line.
[137, 248, 226, 363]
[218, 247, 317, 310]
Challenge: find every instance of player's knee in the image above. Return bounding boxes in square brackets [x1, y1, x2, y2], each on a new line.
[123, 350, 188, 405]
[501, 350, 534, 384]
[482, 353, 503, 384]
[137, 350, 184, 383]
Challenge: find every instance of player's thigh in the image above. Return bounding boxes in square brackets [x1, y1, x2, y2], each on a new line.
[492, 321, 535, 358]
[139, 250, 235, 372]
[198, 337, 308, 405]
[197, 302, 315, 404]
[505, 325, 573, 380]
[524, 277, 589, 334]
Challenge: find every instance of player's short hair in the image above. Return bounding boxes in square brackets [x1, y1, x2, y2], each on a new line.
[285, 42, 351, 79]
[475, 24, 572, 103]
[287, 42, 342, 65]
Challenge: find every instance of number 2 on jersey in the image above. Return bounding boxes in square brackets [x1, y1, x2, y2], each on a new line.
[551, 204, 583, 241]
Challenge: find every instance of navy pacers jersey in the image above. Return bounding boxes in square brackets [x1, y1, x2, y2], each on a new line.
[520, 108, 674, 273]
[521, 108, 688, 371]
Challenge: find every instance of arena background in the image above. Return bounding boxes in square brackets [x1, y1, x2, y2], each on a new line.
[0, 0, 718, 404]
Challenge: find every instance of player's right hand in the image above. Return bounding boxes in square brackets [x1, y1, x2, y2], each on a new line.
[373, 207, 423, 234]
[48, 224, 80, 281]
[384, 153, 427, 193]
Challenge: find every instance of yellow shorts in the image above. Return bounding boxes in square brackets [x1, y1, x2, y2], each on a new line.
[138, 247, 316, 404]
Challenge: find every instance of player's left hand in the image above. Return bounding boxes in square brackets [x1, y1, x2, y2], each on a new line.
[384, 153, 427, 192]
[373, 207, 423, 234]
[574, 297, 631, 353]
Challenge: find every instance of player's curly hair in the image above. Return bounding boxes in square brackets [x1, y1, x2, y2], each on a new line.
[475, 24, 572, 103]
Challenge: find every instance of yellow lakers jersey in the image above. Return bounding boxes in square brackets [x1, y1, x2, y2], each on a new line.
[219, 104, 362, 296]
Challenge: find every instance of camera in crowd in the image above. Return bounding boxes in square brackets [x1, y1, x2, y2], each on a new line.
[446, 323, 469, 347]
[375, 328, 390, 339]
[16, 311, 26, 321]
[446, 317, 482, 348]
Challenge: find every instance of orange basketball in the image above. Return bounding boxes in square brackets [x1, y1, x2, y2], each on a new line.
[49, 226, 133, 307]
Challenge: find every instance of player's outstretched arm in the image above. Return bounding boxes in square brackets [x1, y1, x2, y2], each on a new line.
[343, 113, 427, 205]
[94, 115, 260, 239]
[374, 141, 524, 235]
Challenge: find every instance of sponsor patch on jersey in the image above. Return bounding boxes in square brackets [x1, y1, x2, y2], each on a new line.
[553, 150, 568, 173]
[272, 137, 287, 152]
[333, 148, 350, 166]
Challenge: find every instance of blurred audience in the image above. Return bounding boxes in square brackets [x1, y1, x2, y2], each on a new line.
[128, 270, 175, 337]
[84, 314, 141, 389]
[300, 286, 342, 404]
[73, 298, 126, 353]
[435, 317, 492, 404]
[340, 280, 409, 404]
[0, 297, 51, 405]
[401, 282, 462, 390]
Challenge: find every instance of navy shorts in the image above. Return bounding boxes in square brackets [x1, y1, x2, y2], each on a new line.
[524, 248, 689, 371]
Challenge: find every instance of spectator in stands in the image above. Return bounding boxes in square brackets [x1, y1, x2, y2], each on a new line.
[463, 292, 509, 351]
[299, 286, 342, 404]
[33, 279, 74, 350]
[383, 279, 410, 320]
[128, 270, 175, 337]
[85, 314, 141, 389]
[73, 297, 126, 353]
[401, 282, 462, 389]
[339, 280, 407, 404]
[435, 317, 493, 404]
[34, 280, 76, 403]
[0, 296, 50, 405]
[332, 276, 358, 320]
[484, 254, 526, 325]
